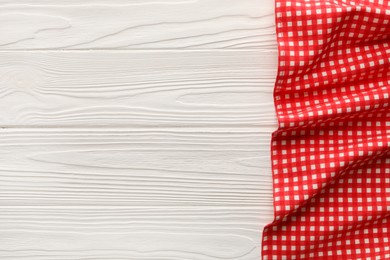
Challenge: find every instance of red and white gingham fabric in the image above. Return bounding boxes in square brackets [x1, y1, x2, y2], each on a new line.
[262, 0, 390, 259]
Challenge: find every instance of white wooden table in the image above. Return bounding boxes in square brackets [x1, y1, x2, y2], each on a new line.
[0, 0, 277, 259]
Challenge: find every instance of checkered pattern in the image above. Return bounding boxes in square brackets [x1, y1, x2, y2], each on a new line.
[262, 0, 390, 259]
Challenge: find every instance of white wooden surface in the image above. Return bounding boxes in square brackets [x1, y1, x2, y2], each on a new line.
[0, 0, 277, 259]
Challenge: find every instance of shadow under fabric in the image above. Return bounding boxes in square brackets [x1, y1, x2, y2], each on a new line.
[262, 1, 390, 259]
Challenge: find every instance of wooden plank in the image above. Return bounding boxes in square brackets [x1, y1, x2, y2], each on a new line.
[0, 206, 271, 260]
[0, 0, 197, 4]
[0, 0, 276, 50]
[0, 127, 273, 206]
[0, 127, 274, 259]
[0, 50, 278, 127]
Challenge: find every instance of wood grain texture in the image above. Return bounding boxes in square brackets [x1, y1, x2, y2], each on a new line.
[0, 127, 274, 259]
[0, 50, 277, 127]
[0, 0, 276, 50]
[0, 0, 277, 258]
[0, 207, 271, 260]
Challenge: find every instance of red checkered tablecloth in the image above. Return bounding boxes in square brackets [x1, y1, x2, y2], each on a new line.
[262, 1, 390, 259]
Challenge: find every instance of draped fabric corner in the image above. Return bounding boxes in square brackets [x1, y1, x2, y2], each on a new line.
[262, 1, 390, 259]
